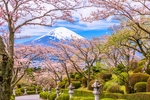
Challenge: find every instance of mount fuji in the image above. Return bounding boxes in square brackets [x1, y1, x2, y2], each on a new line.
[24, 27, 84, 46]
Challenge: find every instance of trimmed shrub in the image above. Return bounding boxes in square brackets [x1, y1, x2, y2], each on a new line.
[27, 91, 36, 94]
[82, 77, 87, 87]
[133, 67, 143, 73]
[20, 87, 25, 93]
[71, 79, 79, 82]
[88, 80, 95, 90]
[65, 82, 69, 89]
[15, 88, 23, 96]
[62, 77, 68, 82]
[117, 72, 128, 85]
[98, 71, 112, 81]
[134, 82, 147, 92]
[137, 60, 146, 67]
[37, 86, 43, 91]
[116, 64, 126, 73]
[75, 74, 82, 80]
[57, 81, 66, 88]
[27, 86, 35, 91]
[125, 73, 150, 93]
[146, 77, 150, 92]
[107, 85, 124, 94]
[10, 94, 15, 100]
[39, 92, 56, 100]
[56, 94, 69, 100]
[133, 67, 150, 75]
[130, 73, 150, 87]
[72, 81, 81, 89]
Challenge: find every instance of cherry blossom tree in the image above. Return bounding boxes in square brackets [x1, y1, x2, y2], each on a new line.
[0, 0, 87, 99]
[84, 0, 150, 73]
[50, 37, 104, 89]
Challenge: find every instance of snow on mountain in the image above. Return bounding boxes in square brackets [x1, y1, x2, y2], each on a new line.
[24, 27, 84, 46]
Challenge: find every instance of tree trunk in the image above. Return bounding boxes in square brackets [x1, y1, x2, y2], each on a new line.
[87, 67, 90, 90]
[142, 57, 150, 73]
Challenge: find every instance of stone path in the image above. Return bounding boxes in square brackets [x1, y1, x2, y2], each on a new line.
[15, 94, 43, 100]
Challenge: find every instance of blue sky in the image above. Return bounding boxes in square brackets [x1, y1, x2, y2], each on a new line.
[15, 18, 119, 44]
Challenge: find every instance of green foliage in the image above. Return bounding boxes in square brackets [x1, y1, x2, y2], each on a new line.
[39, 92, 56, 100]
[134, 82, 147, 92]
[56, 94, 69, 100]
[27, 86, 35, 91]
[137, 60, 146, 67]
[20, 87, 25, 93]
[15, 88, 23, 96]
[133, 67, 150, 75]
[72, 81, 81, 89]
[88, 80, 95, 90]
[133, 67, 143, 73]
[117, 72, 128, 85]
[10, 94, 15, 100]
[146, 77, 150, 92]
[62, 77, 68, 82]
[115, 64, 126, 73]
[75, 74, 82, 79]
[26, 91, 36, 94]
[107, 85, 124, 94]
[82, 77, 87, 87]
[70, 97, 94, 100]
[37, 86, 43, 91]
[57, 81, 66, 88]
[125, 73, 150, 93]
[130, 73, 150, 87]
[98, 71, 112, 81]
[65, 82, 69, 89]
[70, 72, 75, 78]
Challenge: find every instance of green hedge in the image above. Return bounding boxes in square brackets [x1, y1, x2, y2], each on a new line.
[56, 94, 69, 100]
[26, 91, 36, 94]
[10, 94, 15, 100]
[15, 88, 24, 96]
[70, 97, 94, 100]
[134, 82, 147, 92]
[39, 92, 57, 100]
[72, 81, 81, 89]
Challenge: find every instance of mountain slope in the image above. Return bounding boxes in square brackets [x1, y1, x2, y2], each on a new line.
[24, 27, 84, 46]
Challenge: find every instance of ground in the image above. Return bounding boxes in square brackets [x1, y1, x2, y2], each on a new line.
[15, 94, 42, 100]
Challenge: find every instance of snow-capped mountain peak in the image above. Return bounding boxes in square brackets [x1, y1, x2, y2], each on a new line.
[34, 27, 84, 41]
[24, 27, 84, 46]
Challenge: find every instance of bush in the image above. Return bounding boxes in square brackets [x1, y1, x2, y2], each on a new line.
[27, 86, 35, 91]
[133, 67, 150, 75]
[107, 85, 124, 94]
[75, 74, 82, 80]
[71, 79, 79, 82]
[72, 81, 81, 89]
[62, 77, 68, 82]
[117, 72, 128, 85]
[130, 73, 150, 87]
[27, 91, 36, 94]
[70, 97, 94, 100]
[56, 94, 69, 100]
[57, 81, 66, 88]
[20, 87, 25, 93]
[134, 82, 147, 92]
[137, 60, 146, 67]
[116, 64, 126, 73]
[88, 80, 95, 90]
[133, 67, 143, 73]
[10, 94, 15, 100]
[15, 88, 24, 96]
[125, 73, 150, 93]
[37, 86, 43, 91]
[39, 92, 56, 100]
[82, 77, 87, 87]
[146, 77, 150, 92]
[98, 71, 112, 81]
[65, 83, 69, 89]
